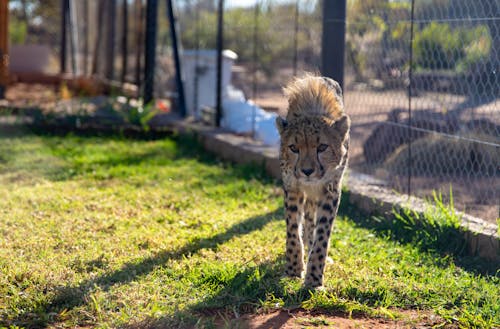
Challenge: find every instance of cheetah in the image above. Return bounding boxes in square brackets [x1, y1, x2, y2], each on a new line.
[276, 74, 350, 288]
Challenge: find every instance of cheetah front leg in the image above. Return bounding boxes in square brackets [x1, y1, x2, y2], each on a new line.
[304, 189, 341, 288]
[284, 189, 306, 278]
[303, 199, 317, 253]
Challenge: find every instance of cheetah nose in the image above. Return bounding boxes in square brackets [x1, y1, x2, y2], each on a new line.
[301, 168, 314, 176]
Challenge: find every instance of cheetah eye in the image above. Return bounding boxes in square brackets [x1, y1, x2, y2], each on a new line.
[317, 144, 328, 153]
[289, 144, 299, 153]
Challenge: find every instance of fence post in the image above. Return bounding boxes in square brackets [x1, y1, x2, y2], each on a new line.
[251, 2, 260, 137]
[105, 0, 117, 80]
[293, 0, 299, 76]
[60, 0, 69, 74]
[166, 0, 186, 117]
[215, 0, 224, 127]
[121, 0, 128, 85]
[407, 0, 415, 197]
[69, 0, 82, 75]
[143, 0, 158, 105]
[91, 0, 105, 75]
[83, 0, 89, 75]
[134, 0, 144, 91]
[0, 0, 7, 99]
[321, 0, 346, 89]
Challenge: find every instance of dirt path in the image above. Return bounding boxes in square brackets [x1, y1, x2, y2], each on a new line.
[212, 309, 446, 329]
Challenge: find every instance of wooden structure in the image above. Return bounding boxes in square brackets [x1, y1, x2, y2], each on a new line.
[0, 0, 185, 107]
[0, 0, 8, 99]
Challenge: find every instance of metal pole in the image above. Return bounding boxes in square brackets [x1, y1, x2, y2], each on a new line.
[166, 0, 186, 116]
[91, 0, 105, 75]
[215, 0, 224, 127]
[0, 0, 8, 99]
[68, 0, 76, 74]
[293, 0, 299, 77]
[252, 2, 259, 101]
[134, 0, 144, 91]
[60, 0, 69, 74]
[105, 0, 117, 80]
[407, 0, 415, 197]
[321, 0, 346, 89]
[193, 1, 200, 117]
[144, 0, 158, 105]
[69, 0, 81, 75]
[121, 0, 129, 85]
[83, 0, 89, 75]
[251, 1, 259, 137]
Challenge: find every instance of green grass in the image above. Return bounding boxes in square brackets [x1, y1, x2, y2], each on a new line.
[0, 130, 498, 328]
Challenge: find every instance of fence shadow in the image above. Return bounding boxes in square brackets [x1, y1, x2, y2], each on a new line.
[121, 259, 291, 329]
[4, 209, 282, 329]
[338, 191, 498, 276]
[6, 192, 496, 328]
[0, 122, 273, 184]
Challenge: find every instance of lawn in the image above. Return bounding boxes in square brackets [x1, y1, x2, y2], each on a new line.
[0, 129, 498, 328]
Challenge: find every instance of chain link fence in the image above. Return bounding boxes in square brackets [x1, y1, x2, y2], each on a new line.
[177, 0, 498, 223]
[344, 0, 499, 222]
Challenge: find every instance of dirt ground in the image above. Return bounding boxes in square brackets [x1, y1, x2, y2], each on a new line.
[1, 83, 60, 110]
[211, 309, 446, 329]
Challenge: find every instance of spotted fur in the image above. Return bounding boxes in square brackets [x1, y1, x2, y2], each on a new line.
[276, 74, 350, 288]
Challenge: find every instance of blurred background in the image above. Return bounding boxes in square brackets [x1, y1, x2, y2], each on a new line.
[0, 0, 498, 223]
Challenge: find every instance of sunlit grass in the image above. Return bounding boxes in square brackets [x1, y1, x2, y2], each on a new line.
[0, 131, 498, 328]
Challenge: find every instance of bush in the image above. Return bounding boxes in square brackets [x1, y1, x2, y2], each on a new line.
[346, 0, 411, 82]
[456, 25, 492, 74]
[414, 22, 462, 70]
[414, 22, 492, 72]
[9, 18, 27, 44]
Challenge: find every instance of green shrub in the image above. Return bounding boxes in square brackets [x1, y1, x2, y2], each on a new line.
[9, 18, 27, 44]
[456, 25, 492, 73]
[414, 22, 463, 70]
[414, 22, 492, 72]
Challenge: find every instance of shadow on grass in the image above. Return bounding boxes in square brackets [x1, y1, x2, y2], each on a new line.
[2, 123, 496, 327]
[123, 193, 500, 328]
[122, 260, 288, 329]
[338, 191, 498, 276]
[0, 126, 273, 184]
[4, 208, 282, 329]
[121, 264, 386, 329]
[6, 189, 496, 328]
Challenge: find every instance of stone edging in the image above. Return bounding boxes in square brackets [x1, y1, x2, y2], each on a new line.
[160, 115, 499, 262]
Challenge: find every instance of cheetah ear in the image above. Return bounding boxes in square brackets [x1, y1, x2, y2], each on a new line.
[275, 117, 288, 135]
[331, 115, 350, 139]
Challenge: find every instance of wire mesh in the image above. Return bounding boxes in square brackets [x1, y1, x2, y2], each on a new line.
[174, 0, 498, 222]
[344, 0, 499, 222]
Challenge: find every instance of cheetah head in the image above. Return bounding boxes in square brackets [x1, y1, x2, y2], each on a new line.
[276, 115, 349, 184]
